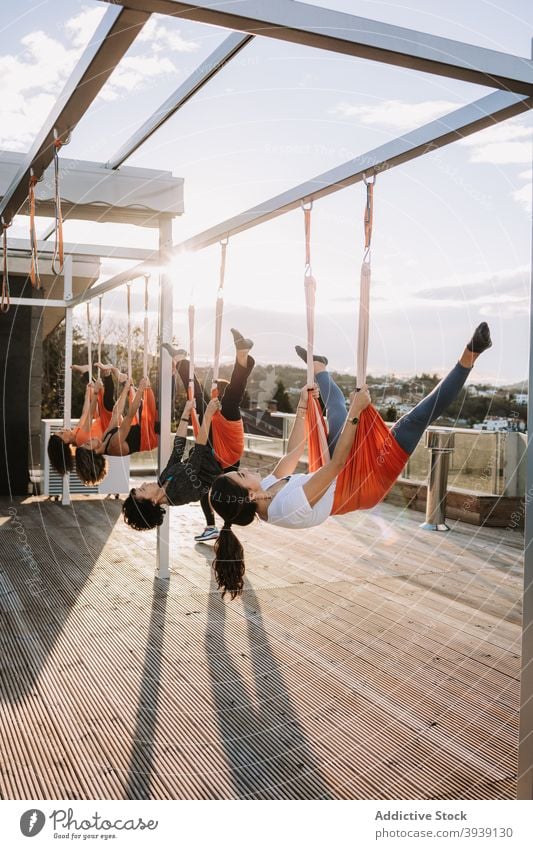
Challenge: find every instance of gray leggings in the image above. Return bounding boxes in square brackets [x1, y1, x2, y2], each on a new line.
[316, 361, 471, 457]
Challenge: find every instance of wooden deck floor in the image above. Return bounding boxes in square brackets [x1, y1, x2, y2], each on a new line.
[0, 494, 522, 800]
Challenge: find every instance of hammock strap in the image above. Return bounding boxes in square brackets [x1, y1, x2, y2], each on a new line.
[363, 173, 376, 251]
[143, 274, 149, 378]
[127, 283, 132, 380]
[97, 296, 103, 372]
[357, 174, 376, 387]
[86, 301, 92, 377]
[302, 201, 330, 465]
[212, 238, 228, 394]
[51, 138, 64, 276]
[304, 203, 312, 272]
[29, 173, 41, 289]
[1, 224, 10, 314]
[188, 302, 200, 436]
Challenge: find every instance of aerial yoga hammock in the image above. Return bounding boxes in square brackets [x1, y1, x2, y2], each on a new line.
[47, 298, 116, 476]
[187, 239, 246, 470]
[121, 289, 255, 533]
[303, 179, 410, 513]
[170, 240, 251, 541]
[208, 180, 493, 598]
[75, 278, 158, 485]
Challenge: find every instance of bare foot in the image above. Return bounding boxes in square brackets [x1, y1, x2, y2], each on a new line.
[71, 364, 90, 374]
[113, 367, 129, 384]
[95, 361, 112, 376]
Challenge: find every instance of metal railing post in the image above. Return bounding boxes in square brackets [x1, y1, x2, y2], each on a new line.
[61, 255, 73, 507]
[420, 430, 455, 532]
[156, 216, 173, 581]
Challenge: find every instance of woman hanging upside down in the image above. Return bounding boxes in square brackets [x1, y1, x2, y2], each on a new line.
[46, 364, 117, 476]
[209, 322, 493, 599]
[121, 329, 255, 531]
[74, 368, 156, 485]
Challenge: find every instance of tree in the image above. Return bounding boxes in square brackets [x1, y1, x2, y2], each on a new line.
[42, 321, 92, 419]
[382, 404, 398, 422]
[272, 379, 293, 413]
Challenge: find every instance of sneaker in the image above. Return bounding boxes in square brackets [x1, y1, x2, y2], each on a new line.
[161, 343, 187, 360]
[466, 322, 492, 354]
[230, 328, 254, 351]
[294, 345, 328, 366]
[194, 526, 219, 542]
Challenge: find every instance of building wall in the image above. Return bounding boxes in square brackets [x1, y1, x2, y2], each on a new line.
[0, 275, 33, 495]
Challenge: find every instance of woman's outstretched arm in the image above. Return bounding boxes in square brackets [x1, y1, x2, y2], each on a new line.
[108, 377, 131, 429]
[78, 379, 102, 432]
[118, 377, 149, 439]
[195, 398, 220, 446]
[303, 387, 371, 507]
[270, 386, 318, 479]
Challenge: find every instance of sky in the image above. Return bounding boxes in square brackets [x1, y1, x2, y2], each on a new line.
[0, 0, 532, 383]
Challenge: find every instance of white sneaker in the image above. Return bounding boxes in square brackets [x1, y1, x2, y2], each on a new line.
[194, 526, 219, 542]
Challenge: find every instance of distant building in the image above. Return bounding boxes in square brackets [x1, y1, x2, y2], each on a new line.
[514, 393, 528, 406]
[473, 416, 515, 432]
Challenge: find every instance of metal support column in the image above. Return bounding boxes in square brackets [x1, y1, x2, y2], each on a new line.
[156, 217, 173, 579]
[517, 42, 533, 799]
[61, 255, 73, 507]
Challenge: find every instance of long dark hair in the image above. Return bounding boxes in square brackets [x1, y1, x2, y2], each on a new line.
[47, 434, 74, 475]
[122, 490, 165, 531]
[209, 475, 258, 599]
[75, 447, 107, 486]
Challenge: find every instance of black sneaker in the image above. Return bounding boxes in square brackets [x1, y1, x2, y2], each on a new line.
[230, 328, 254, 350]
[161, 343, 187, 359]
[294, 345, 328, 366]
[467, 322, 492, 354]
[194, 526, 219, 542]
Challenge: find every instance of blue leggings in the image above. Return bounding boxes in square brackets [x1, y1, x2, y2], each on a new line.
[316, 362, 471, 457]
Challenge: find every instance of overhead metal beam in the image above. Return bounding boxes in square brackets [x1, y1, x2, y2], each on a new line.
[0, 5, 150, 233]
[101, 0, 533, 95]
[75, 88, 531, 303]
[8, 238, 157, 262]
[9, 298, 68, 308]
[107, 31, 253, 169]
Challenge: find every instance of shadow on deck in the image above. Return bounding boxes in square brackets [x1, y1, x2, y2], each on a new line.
[0, 495, 522, 799]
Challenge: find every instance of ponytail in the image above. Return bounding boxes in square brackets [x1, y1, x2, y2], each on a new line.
[213, 524, 245, 599]
[210, 475, 258, 599]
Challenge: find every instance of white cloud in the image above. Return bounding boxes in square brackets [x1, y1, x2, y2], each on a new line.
[459, 122, 532, 147]
[64, 6, 106, 48]
[0, 8, 197, 150]
[99, 55, 177, 102]
[469, 140, 531, 164]
[512, 183, 532, 213]
[137, 17, 199, 53]
[458, 118, 532, 165]
[330, 99, 459, 130]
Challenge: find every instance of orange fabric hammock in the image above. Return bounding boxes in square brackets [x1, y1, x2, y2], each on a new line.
[211, 413, 244, 469]
[304, 177, 409, 514]
[140, 386, 159, 452]
[332, 407, 408, 513]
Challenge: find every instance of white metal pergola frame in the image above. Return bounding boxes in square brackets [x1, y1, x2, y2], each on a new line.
[1, 0, 532, 799]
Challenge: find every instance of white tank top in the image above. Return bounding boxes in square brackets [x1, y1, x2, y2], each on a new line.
[260, 473, 336, 529]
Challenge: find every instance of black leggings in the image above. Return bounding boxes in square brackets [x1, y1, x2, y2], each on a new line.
[81, 372, 115, 412]
[175, 356, 255, 422]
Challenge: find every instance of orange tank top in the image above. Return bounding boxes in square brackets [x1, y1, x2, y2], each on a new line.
[74, 418, 104, 447]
